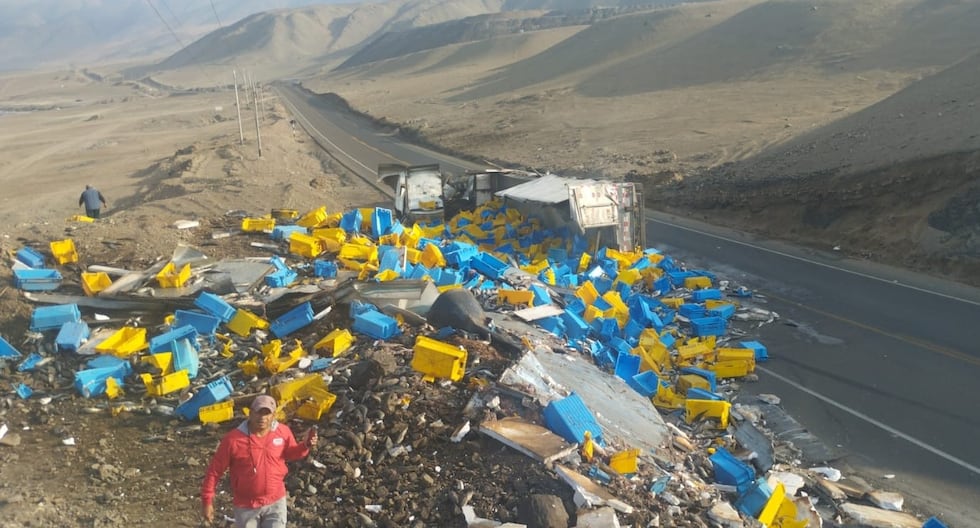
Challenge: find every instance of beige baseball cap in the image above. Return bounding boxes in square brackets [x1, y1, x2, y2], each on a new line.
[250, 395, 277, 414]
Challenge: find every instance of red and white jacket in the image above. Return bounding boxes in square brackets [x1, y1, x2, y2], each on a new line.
[201, 420, 309, 509]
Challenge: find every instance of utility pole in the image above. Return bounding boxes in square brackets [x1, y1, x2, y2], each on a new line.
[256, 81, 264, 119]
[242, 70, 251, 106]
[252, 75, 262, 157]
[233, 70, 244, 145]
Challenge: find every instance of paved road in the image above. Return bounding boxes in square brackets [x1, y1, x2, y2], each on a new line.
[276, 84, 980, 523]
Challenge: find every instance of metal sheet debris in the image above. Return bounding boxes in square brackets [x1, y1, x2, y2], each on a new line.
[479, 417, 578, 465]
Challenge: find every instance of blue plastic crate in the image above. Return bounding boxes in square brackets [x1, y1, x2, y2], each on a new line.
[614, 353, 641, 381]
[690, 316, 727, 337]
[543, 392, 604, 446]
[708, 303, 736, 319]
[271, 225, 307, 241]
[371, 207, 393, 238]
[547, 247, 568, 264]
[922, 517, 949, 528]
[0, 335, 22, 358]
[74, 362, 132, 398]
[339, 209, 361, 233]
[352, 310, 400, 340]
[734, 478, 771, 517]
[150, 325, 198, 353]
[194, 292, 235, 323]
[666, 270, 695, 285]
[265, 268, 298, 288]
[314, 259, 338, 278]
[30, 304, 81, 332]
[444, 242, 478, 267]
[691, 288, 723, 302]
[15, 246, 45, 268]
[710, 448, 756, 495]
[270, 302, 314, 338]
[740, 340, 768, 362]
[628, 370, 659, 397]
[170, 337, 200, 379]
[308, 357, 334, 372]
[679, 303, 707, 318]
[469, 252, 509, 280]
[536, 316, 565, 338]
[175, 376, 234, 421]
[530, 284, 551, 306]
[378, 246, 404, 273]
[17, 352, 43, 372]
[87, 354, 127, 369]
[174, 310, 220, 337]
[13, 268, 63, 291]
[560, 310, 590, 340]
[15, 383, 32, 399]
[687, 387, 724, 401]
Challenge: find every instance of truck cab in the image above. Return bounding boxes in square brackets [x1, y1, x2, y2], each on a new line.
[378, 163, 445, 224]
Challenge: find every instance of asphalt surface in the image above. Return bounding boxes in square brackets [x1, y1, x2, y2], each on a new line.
[276, 84, 980, 523]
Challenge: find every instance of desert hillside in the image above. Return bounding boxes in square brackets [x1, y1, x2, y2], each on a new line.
[294, 0, 980, 282]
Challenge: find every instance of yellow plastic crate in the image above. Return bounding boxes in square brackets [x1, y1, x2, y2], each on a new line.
[758, 483, 808, 528]
[289, 232, 325, 258]
[715, 347, 755, 363]
[295, 387, 337, 421]
[675, 342, 711, 366]
[95, 327, 148, 357]
[241, 217, 276, 232]
[709, 359, 755, 378]
[609, 448, 640, 474]
[653, 382, 684, 410]
[676, 374, 712, 394]
[637, 344, 669, 373]
[105, 377, 122, 399]
[227, 309, 270, 337]
[685, 276, 712, 289]
[375, 269, 400, 282]
[199, 400, 235, 424]
[140, 370, 190, 397]
[338, 243, 377, 262]
[156, 262, 191, 288]
[270, 209, 299, 221]
[142, 352, 173, 375]
[614, 268, 642, 286]
[420, 243, 446, 268]
[498, 289, 535, 306]
[50, 239, 79, 265]
[660, 297, 685, 309]
[81, 271, 112, 296]
[314, 328, 354, 357]
[297, 206, 328, 228]
[271, 374, 327, 404]
[685, 399, 731, 429]
[412, 336, 467, 382]
[575, 281, 599, 304]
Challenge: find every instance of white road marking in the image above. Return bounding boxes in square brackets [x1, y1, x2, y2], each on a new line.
[647, 216, 980, 307]
[759, 365, 980, 477]
[278, 90, 375, 174]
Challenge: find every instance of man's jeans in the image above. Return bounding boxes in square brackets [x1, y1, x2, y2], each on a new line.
[233, 496, 287, 528]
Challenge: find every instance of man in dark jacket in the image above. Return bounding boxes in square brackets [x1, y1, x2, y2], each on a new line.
[201, 395, 318, 527]
[78, 185, 108, 218]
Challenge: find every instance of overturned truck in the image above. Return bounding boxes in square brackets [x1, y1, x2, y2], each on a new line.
[378, 163, 644, 251]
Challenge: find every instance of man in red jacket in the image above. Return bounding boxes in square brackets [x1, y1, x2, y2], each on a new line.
[201, 395, 318, 527]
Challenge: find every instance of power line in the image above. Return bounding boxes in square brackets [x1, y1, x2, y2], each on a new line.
[144, 0, 185, 50]
[209, 0, 224, 28]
